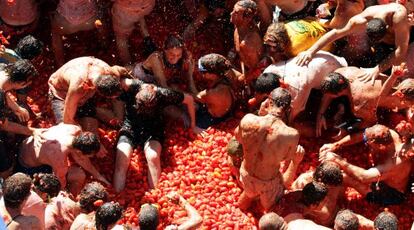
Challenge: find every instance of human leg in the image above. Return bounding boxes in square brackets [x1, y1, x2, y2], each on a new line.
[144, 140, 162, 189]
[113, 139, 134, 193]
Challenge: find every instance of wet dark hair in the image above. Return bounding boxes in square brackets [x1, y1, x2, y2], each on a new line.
[264, 23, 290, 56]
[366, 18, 387, 43]
[95, 202, 123, 230]
[259, 212, 286, 230]
[314, 162, 343, 186]
[135, 84, 159, 111]
[96, 75, 122, 97]
[321, 72, 349, 94]
[15, 35, 44, 60]
[163, 34, 185, 50]
[237, 0, 257, 18]
[374, 212, 398, 230]
[334, 209, 359, 230]
[6, 59, 38, 83]
[254, 73, 281, 93]
[198, 53, 232, 76]
[269, 88, 291, 110]
[302, 181, 328, 207]
[3, 173, 32, 209]
[78, 182, 109, 213]
[33, 173, 61, 198]
[72, 132, 101, 155]
[139, 204, 159, 230]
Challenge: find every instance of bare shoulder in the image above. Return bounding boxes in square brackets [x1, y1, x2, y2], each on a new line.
[240, 114, 262, 131]
[279, 124, 299, 138]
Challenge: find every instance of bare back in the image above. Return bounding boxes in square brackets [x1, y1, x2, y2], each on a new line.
[48, 57, 110, 101]
[202, 84, 233, 117]
[19, 124, 81, 185]
[238, 114, 299, 180]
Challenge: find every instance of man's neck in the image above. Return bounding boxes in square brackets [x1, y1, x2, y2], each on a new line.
[236, 22, 256, 35]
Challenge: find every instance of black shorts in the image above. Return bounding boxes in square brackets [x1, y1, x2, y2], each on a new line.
[196, 103, 232, 129]
[117, 118, 165, 147]
[366, 181, 406, 206]
[49, 93, 97, 123]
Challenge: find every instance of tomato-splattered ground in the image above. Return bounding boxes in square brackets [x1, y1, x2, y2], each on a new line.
[11, 0, 414, 229]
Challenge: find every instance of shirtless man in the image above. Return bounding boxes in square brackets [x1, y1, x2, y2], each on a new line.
[235, 88, 304, 211]
[320, 124, 412, 205]
[0, 0, 38, 37]
[296, 3, 414, 83]
[1, 59, 38, 123]
[262, 51, 347, 123]
[0, 173, 41, 230]
[290, 162, 345, 226]
[315, 64, 414, 137]
[196, 53, 238, 129]
[112, 0, 156, 64]
[48, 57, 125, 126]
[259, 212, 331, 230]
[18, 123, 110, 196]
[231, 0, 263, 81]
[51, 0, 107, 66]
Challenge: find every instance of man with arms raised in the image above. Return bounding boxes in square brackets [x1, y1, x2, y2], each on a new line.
[235, 88, 304, 211]
[18, 123, 110, 196]
[296, 3, 414, 82]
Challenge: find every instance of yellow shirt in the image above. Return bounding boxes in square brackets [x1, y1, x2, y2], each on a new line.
[285, 18, 332, 56]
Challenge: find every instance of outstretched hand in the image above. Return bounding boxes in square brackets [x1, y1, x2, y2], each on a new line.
[357, 66, 380, 85]
[193, 126, 207, 137]
[33, 128, 48, 148]
[295, 51, 314, 66]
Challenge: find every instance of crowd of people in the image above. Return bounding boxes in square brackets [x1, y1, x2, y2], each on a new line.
[0, 0, 414, 229]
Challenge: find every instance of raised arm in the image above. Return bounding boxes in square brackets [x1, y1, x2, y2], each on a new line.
[376, 63, 407, 107]
[320, 151, 397, 183]
[296, 17, 365, 66]
[319, 131, 364, 154]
